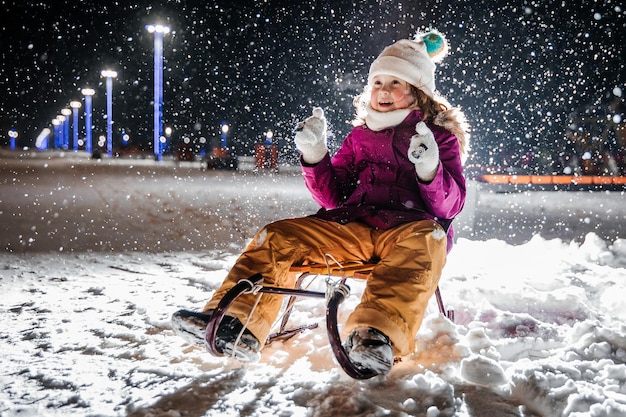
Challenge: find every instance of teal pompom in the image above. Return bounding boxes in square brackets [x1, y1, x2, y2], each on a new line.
[420, 30, 448, 62]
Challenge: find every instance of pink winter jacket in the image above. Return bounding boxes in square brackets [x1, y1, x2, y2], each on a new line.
[301, 109, 466, 252]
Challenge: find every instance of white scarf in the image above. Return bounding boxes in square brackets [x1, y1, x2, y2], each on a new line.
[364, 104, 412, 131]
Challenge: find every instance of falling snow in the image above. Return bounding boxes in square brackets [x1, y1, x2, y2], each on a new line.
[1, 1, 625, 416]
[1, 1, 624, 171]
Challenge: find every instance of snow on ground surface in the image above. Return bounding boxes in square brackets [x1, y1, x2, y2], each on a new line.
[1, 152, 626, 417]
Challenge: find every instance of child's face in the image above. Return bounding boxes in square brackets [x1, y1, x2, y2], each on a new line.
[369, 75, 415, 112]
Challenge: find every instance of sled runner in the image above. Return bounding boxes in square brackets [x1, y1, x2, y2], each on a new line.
[204, 261, 454, 380]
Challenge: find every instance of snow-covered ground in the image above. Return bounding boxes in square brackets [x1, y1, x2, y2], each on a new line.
[1, 152, 625, 417]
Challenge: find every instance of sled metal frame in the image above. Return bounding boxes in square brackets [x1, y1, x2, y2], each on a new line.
[205, 263, 454, 380]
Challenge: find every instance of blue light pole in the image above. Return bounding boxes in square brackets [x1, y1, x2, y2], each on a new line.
[8, 129, 18, 150]
[61, 109, 71, 150]
[35, 128, 50, 150]
[101, 70, 117, 157]
[57, 114, 67, 149]
[81, 88, 95, 154]
[52, 118, 61, 148]
[70, 101, 81, 151]
[146, 24, 170, 161]
[221, 122, 229, 149]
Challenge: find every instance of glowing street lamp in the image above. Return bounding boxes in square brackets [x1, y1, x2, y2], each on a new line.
[121, 131, 130, 146]
[8, 129, 18, 150]
[221, 122, 229, 149]
[145, 24, 170, 160]
[35, 128, 50, 150]
[61, 109, 71, 150]
[70, 101, 81, 151]
[101, 70, 117, 157]
[51, 118, 61, 148]
[81, 88, 95, 154]
[265, 130, 273, 145]
[57, 114, 68, 150]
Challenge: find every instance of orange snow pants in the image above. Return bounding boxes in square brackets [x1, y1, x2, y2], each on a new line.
[203, 217, 447, 356]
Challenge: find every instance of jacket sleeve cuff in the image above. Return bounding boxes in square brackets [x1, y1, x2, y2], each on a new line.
[300, 153, 331, 170]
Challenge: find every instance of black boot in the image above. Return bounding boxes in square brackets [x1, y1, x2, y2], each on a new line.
[171, 309, 261, 362]
[344, 327, 394, 375]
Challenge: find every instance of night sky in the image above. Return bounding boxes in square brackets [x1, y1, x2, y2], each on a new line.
[1, 0, 624, 169]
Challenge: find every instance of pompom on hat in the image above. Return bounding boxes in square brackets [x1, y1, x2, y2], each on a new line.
[368, 29, 448, 98]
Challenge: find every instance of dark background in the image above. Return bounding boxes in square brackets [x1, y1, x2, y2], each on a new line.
[1, 0, 624, 170]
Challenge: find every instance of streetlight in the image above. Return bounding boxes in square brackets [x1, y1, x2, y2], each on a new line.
[61, 109, 71, 150]
[8, 129, 18, 151]
[81, 88, 95, 154]
[265, 130, 273, 145]
[70, 101, 81, 151]
[145, 24, 170, 160]
[35, 128, 50, 150]
[221, 122, 229, 149]
[51, 118, 61, 148]
[121, 131, 130, 147]
[101, 70, 117, 157]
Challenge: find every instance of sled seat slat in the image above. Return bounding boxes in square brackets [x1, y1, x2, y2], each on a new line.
[288, 262, 376, 279]
[286, 262, 453, 322]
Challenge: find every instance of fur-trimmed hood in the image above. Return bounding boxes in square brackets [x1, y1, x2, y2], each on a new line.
[433, 107, 470, 163]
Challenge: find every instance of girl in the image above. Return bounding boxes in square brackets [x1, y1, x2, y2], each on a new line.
[173, 29, 469, 376]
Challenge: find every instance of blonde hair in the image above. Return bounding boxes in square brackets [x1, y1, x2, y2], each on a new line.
[352, 84, 450, 126]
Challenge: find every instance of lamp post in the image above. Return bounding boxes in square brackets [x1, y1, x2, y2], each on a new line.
[35, 128, 50, 150]
[121, 131, 130, 147]
[61, 109, 71, 150]
[57, 114, 68, 150]
[52, 118, 61, 148]
[165, 125, 172, 148]
[81, 88, 95, 154]
[70, 101, 81, 151]
[8, 129, 18, 150]
[145, 24, 170, 161]
[221, 122, 229, 149]
[101, 70, 117, 157]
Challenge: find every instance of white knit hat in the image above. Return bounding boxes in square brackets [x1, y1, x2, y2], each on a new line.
[368, 30, 448, 98]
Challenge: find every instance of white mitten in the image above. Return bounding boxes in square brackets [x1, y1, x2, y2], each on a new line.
[294, 107, 328, 164]
[408, 122, 439, 181]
